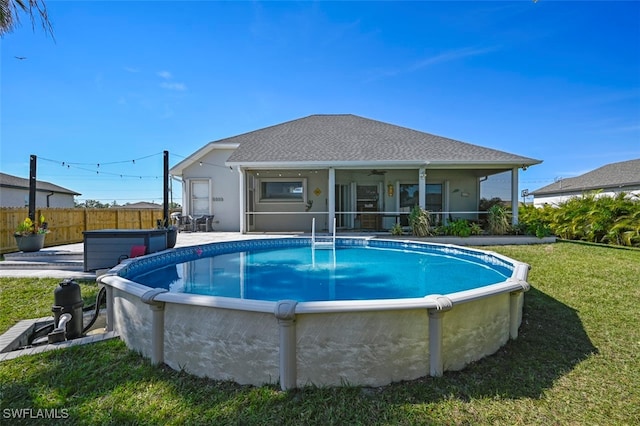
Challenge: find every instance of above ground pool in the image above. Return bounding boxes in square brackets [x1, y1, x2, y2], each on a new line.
[130, 243, 512, 302]
[100, 237, 531, 389]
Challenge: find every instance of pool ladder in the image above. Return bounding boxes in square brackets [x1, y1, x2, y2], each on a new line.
[311, 217, 336, 250]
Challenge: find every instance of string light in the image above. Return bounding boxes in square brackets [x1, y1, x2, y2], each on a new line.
[31, 151, 181, 205]
[39, 153, 165, 180]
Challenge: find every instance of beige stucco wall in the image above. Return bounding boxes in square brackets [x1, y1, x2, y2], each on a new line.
[181, 148, 240, 231]
[111, 287, 517, 388]
[112, 288, 155, 360]
[442, 293, 511, 371]
[295, 309, 430, 387]
[252, 170, 330, 232]
[163, 304, 280, 386]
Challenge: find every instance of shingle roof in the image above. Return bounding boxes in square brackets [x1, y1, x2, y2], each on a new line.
[532, 158, 640, 196]
[120, 202, 163, 209]
[224, 114, 541, 166]
[0, 172, 81, 195]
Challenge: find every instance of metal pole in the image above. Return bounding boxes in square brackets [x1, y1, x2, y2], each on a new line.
[29, 155, 37, 221]
[163, 150, 169, 227]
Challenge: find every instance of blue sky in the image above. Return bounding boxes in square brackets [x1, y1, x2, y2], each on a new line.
[2, 0, 639, 205]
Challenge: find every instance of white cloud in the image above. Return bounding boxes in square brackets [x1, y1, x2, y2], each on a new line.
[157, 70, 172, 79]
[365, 46, 497, 83]
[409, 46, 498, 71]
[160, 82, 187, 91]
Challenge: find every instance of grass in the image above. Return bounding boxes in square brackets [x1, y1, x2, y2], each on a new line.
[0, 242, 639, 425]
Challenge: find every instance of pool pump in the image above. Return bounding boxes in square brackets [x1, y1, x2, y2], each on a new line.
[49, 278, 85, 342]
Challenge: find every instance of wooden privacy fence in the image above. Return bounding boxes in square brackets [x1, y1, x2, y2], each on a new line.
[0, 208, 166, 255]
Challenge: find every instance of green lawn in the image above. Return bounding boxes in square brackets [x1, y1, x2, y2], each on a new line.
[0, 242, 638, 425]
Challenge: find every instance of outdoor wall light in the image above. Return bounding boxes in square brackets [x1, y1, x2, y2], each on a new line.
[387, 184, 394, 197]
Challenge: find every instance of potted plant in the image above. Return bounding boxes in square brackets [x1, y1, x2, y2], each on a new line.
[157, 218, 178, 248]
[14, 215, 49, 252]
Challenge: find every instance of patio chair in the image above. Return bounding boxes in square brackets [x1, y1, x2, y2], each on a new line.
[174, 214, 195, 232]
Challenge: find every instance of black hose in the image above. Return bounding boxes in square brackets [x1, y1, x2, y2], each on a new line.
[82, 286, 107, 333]
[28, 321, 55, 345]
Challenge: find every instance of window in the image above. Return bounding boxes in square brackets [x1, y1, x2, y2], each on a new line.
[399, 184, 419, 208]
[399, 183, 442, 211]
[426, 184, 443, 212]
[259, 179, 306, 202]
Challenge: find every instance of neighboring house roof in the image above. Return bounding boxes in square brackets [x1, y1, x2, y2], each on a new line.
[120, 202, 163, 209]
[0, 172, 81, 195]
[531, 158, 640, 196]
[212, 114, 541, 168]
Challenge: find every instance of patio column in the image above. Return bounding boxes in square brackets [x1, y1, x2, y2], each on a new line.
[511, 167, 519, 225]
[238, 167, 245, 233]
[419, 167, 426, 209]
[328, 167, 335, 231]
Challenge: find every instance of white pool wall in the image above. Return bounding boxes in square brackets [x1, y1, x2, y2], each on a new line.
[101, 238, 530, 388]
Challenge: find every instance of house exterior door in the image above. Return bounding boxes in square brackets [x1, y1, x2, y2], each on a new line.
[356, 184, 380, 230]
[190, 180, 210, 215]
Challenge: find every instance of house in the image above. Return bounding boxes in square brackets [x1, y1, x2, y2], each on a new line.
[170, 114, 542, 233]
[531, 158, 640, 207]
[0, 172, 80, 208]
[120, 202, 164, 209]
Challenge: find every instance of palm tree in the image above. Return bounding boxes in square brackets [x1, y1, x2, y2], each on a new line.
[0, 0, 53, 38]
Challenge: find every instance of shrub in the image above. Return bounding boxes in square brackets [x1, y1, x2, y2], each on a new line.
[443, 218, 472, 237]
[519, 192, 640, 247]
[408, 206, 432, 237]
[486, 204, 510, 235]
[390, 222, 404, 236]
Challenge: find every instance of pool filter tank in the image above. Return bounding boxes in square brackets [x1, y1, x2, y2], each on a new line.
[52, 278, 84, 340]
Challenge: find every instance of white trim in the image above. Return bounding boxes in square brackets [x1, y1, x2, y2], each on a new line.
[170, 143, 240, 175]
[328, 168, 335, 229]
[511, 168, 519, 225]
[225, 160, 540, 169]
[238, 167, 245, 233]
[418, 168, 426, 209]
[226, 160, 432, 168]
[443, 180, 450, 224]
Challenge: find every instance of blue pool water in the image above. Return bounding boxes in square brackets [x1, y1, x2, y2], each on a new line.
[131, 245, 510, 302]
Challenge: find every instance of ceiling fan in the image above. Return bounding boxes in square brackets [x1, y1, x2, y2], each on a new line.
[368, 170, 387, 176]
